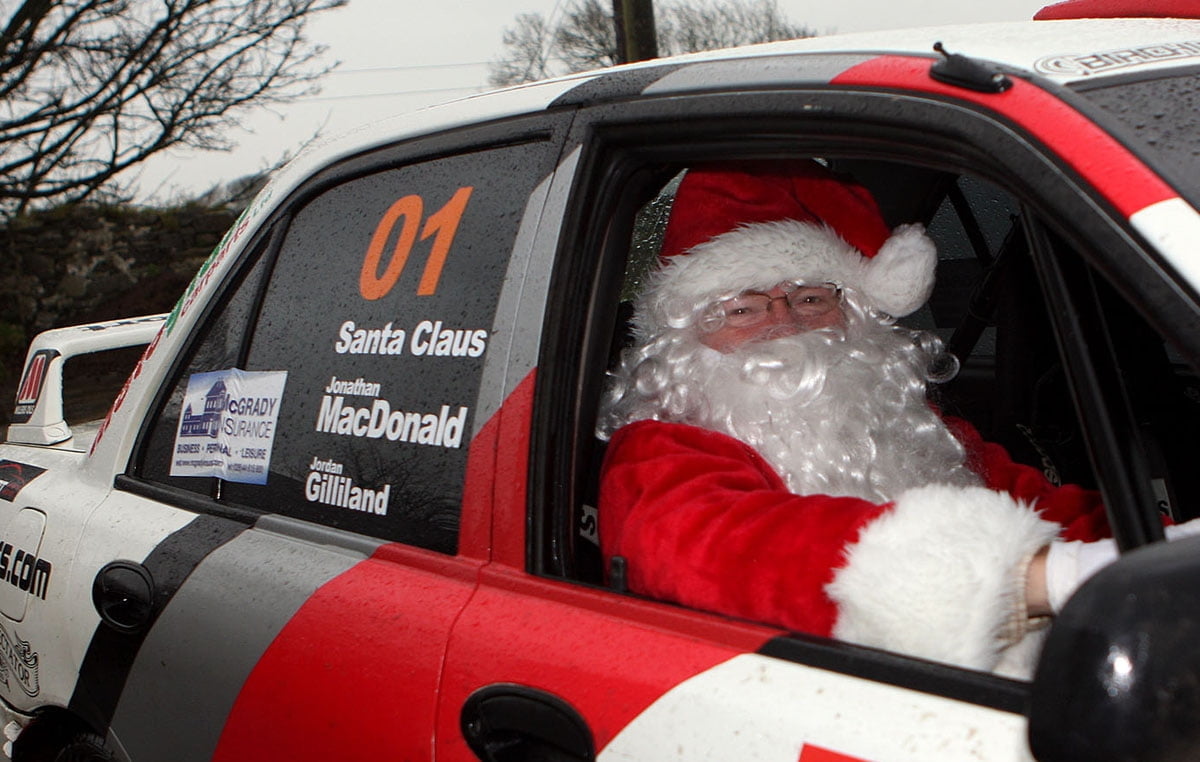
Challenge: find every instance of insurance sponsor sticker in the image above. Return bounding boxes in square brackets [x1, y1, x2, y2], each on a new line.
[170, 368, 288, 485]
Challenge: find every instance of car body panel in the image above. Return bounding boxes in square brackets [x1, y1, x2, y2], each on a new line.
[600, 653, 1029, 761]
[1, 15, 1198, 762]
[210, 543, 478, 762]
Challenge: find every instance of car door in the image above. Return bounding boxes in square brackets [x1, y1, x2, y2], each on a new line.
[57, 112, 573, 761]
[436, 55, 1200, 761]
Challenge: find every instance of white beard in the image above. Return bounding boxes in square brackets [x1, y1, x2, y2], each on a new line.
[600, 318, 981, 502]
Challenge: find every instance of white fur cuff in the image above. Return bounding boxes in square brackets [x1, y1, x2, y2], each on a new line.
[826, 484, 1060, 672]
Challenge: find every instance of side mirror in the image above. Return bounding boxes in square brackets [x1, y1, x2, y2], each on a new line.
[1029, 535, 1200, 761]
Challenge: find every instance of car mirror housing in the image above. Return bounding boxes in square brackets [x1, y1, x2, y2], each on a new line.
[1029, 534, 1200, 761]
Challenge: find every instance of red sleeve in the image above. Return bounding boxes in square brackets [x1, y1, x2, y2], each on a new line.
[944, 416, 1111, 541]
[598, 420, 890, 636]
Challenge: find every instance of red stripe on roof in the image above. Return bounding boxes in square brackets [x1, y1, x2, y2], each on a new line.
[832, 55, 1176, 217]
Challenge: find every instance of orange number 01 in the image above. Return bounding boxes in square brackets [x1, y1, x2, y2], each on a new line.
[359, 185, 474, 300]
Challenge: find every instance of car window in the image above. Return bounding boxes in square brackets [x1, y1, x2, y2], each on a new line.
[1093, 273, 1200, 522]
[62, 345, 146, 426]
[136, 139, 554, 553]
[1027, 221, 1200, 527]
[541, 138, 1200, 677]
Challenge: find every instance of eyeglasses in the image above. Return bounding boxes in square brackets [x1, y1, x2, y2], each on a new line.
[703, 281, 843, 329]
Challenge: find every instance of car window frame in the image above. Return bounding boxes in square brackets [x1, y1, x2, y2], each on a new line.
[528, 83, 1200, 702]
[1023, 214, 1168, 548]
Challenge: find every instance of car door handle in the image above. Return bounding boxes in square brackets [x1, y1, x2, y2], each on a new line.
[92, 560, 156, 632]
[461, 684, 595, 762]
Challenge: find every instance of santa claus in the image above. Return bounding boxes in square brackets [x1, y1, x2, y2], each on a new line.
[596, 160, 1152, 675]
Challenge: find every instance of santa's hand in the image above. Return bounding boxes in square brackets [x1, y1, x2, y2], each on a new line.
[1044, 538, 1119, 614]
[1165, 517, 1200, 541]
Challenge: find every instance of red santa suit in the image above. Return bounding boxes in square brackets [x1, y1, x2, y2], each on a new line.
[599, 416, 1110, 670]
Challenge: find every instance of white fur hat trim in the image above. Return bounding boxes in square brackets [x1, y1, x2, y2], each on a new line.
[646, 219, 936, 324]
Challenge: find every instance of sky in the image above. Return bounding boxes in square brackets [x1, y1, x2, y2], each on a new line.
[132, 0, 1055, 203]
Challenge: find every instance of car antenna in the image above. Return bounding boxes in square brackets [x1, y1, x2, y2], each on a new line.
[930, 41, 1013, 93]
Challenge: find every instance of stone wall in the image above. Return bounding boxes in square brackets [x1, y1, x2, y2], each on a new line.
[0, 203, 239, 425]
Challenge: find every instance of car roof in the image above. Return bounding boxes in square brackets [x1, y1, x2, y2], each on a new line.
[251, 17, 1200, 235]
[274, 18, 1197, 181]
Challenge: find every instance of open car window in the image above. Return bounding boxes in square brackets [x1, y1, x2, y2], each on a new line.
[535, 147, 1200, 678]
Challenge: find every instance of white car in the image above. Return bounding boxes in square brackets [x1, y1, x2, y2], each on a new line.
[2, 2, 1199, 760]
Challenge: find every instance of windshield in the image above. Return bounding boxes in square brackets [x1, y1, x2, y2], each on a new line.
[1071, 68, 1200, 207]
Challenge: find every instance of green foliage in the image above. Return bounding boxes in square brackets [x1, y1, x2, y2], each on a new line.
[0, 199, 238, 420]
[0, 322, 25, 384]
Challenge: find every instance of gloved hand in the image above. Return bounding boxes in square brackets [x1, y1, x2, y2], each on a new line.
[1165, 517, 1200, 541]
[1044, 537, 1118, 614]
[1045, 519, 1200, 614]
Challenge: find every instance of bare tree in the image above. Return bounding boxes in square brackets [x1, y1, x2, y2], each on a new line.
[0, 0, 345, 221]
[555, 0, 619, 73]
[490, 0, 816, 87]
[488, 12, 555, 87]
[657, 0, 813, 56]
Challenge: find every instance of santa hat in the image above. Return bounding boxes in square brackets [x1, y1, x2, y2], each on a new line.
[649, 161, 937, 321]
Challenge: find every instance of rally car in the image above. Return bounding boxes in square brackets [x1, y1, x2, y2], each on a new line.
[2, 1, 1200, 759]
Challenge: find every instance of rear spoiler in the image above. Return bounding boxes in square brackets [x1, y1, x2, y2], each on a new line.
[7, 314, 167, 446]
